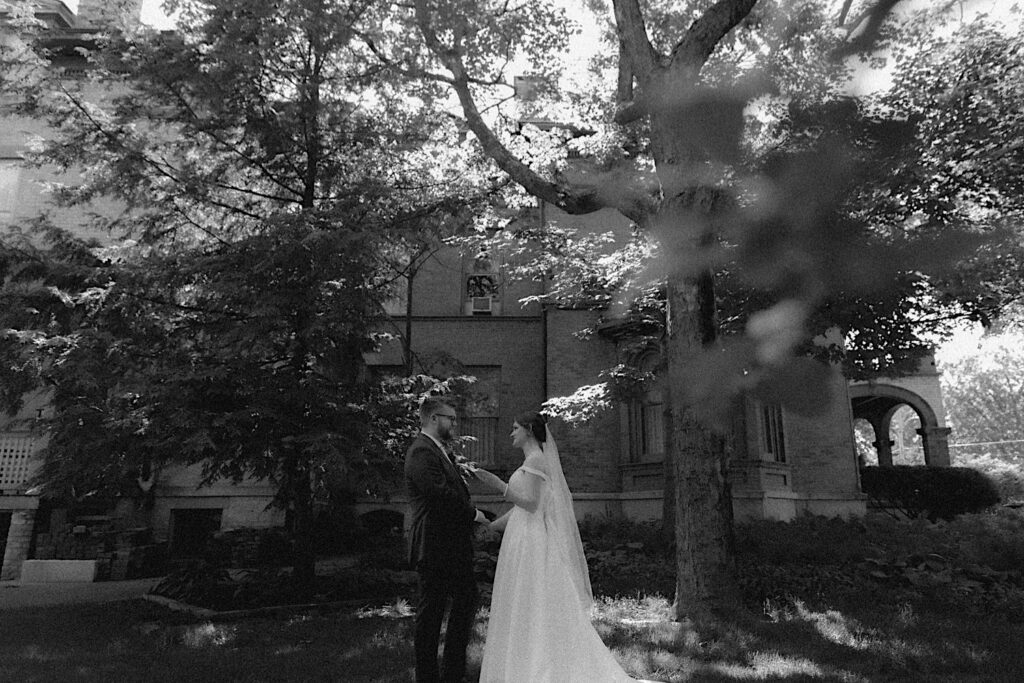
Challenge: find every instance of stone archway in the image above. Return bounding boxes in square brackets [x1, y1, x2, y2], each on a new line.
[849, 384, 951, 467]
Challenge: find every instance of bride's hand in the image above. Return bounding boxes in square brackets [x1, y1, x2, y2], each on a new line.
[473, 468, 506, 493]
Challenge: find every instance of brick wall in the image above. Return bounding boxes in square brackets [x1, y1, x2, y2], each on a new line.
[408, 248, 544, 318]
[370, 315, 546, 467]
[545, 308, 622, 493]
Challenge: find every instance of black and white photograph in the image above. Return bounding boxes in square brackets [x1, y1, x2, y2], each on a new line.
[1, 0, 1022, 680]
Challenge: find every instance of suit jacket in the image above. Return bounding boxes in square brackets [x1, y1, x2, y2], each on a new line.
[405, 433, 477, 571]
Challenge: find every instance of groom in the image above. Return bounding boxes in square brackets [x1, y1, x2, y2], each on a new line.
[405, 396, 486, 683]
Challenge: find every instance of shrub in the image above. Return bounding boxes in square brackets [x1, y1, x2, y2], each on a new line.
[860, 465, 1001, 520]
[735, 512, 1024, 619]
[586, 548, 675, 598]
[150, 560, 231, 605]
[205, 527, 294, 568]
[474, 515, 675, 604]
[955, 453, 1024, 503]
[944, 507, 1024, 571]
[151, 555, 418, 611]
[578, 515, 672, 556]
[579, 515, 674, 599]
[310, 503, 367, 555]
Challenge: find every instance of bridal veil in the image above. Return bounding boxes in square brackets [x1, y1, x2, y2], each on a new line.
[541, 424, 593, 612]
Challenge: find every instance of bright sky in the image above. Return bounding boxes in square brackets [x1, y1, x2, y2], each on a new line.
[62, 0, 176, 28]
[847, 0, 1021, 95]
[138, 0, 175, 29]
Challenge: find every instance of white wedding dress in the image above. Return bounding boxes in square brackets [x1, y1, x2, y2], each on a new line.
[479, 437, 638, 683]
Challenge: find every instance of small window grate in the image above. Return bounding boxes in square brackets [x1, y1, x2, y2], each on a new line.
[0, 433, 38, 490]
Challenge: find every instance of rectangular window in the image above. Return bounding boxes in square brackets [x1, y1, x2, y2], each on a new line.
[0, 161, 22, 220]
[460, 416, 499, 466]
[629, 399, 665, 463]
[458, 366, 500, 466]
[760, 403, 786, 463]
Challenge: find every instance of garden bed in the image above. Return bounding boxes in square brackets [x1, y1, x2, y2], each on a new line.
[149, 562, 418, 613]
[149, 509, 1024, 623]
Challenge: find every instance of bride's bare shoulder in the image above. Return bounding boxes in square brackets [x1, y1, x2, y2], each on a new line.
[521, 452, 547, 474]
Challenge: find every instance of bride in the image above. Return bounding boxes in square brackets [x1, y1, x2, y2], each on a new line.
[473, 411, 642, 682]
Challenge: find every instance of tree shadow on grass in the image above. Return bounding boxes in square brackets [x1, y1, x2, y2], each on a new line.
[590, 596, 1024, 682]
[6, 595, 1019, 682]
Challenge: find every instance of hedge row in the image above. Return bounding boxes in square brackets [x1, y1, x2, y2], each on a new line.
[860, 465, 1000, 520]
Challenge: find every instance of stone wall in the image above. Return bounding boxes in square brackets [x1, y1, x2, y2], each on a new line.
[31, 510, 161, 581]
[1, 506, 36, 580]
[785, 370, 862, 501]
[150, 467, 284, 541]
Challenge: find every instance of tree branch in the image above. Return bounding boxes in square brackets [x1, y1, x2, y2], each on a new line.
[612, 0, 659, 78]
[837, 0, 855, 26]
[353, 29, 455, 83]
[413, 0, 640, 219]
[671, 0, 759, 68]
[163, 82, 306, 202]
[833, 0, 911, 58]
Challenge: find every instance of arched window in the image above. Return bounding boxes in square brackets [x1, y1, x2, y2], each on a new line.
[890, 404, 924, 465]
[854, 418, 878, 466]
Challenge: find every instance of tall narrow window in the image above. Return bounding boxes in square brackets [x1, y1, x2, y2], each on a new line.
[458, 366, 501, 466]
[627, 352, 665, 463]
[760, 403, 786, 463]
[0, 161, 22, 221]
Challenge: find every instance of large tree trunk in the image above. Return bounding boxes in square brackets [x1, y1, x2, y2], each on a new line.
[661, 394, 676, 542]
[664, 270, 740, 618]
[289, 462, 317, 586]
[651, 66, 741, 613]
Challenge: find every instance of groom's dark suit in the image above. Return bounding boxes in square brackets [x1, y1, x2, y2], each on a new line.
[405, 432, 479, 683]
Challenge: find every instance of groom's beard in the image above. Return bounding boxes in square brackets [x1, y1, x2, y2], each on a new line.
[438, 423, 454, 442]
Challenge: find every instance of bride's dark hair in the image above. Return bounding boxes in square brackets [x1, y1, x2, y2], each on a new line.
[515, 411, 547, 444]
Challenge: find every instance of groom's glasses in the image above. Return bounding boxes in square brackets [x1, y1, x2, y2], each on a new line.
[435, 412, 458, 423]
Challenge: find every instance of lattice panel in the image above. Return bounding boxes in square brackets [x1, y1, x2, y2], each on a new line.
[0, 433, 38, 490]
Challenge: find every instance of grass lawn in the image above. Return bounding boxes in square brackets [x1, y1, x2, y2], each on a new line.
[1, 595, 1022, 682]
